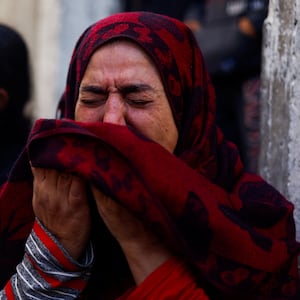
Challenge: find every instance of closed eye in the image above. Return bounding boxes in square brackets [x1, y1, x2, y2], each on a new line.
[126, 98, 153, 107]
[78, 85, 107, 106]
[79, 98, 106, 106]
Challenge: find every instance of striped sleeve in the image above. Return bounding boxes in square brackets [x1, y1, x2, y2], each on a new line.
[0, 218, 94, 300]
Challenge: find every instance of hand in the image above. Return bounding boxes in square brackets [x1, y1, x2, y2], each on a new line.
[91, 186, 171, 284]
[31, 167, 91, 260]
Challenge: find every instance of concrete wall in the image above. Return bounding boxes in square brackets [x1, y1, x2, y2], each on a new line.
[260, 0, 300, 241]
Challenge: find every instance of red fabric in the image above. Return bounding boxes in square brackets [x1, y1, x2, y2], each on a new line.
[0, 11, 299, 299]
[27, 253, 87, 291]
[28, 220, 87, 290]
[117, 256, 209, 300]
[32, 220, 81, 272]
[4, 280, 14, 300]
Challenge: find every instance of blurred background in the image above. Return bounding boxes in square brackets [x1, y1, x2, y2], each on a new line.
[0, 0, 121, 120]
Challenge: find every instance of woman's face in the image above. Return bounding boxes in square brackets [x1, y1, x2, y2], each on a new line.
[75, 40, 178, 153]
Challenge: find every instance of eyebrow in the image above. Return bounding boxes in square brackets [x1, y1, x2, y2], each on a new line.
[79, 85, 105, 94]
[79, 84, 154, 94]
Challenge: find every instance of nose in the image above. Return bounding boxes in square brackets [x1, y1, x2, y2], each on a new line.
[102, 93, 126, 125]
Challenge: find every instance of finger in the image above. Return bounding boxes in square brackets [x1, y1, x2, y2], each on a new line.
[91, 186, 119, 218]
[33, 169, 66, 213]
[31, 167, 46, 183]
[34, 168, 60, 190]
[90, 185, 142, 242]
[56, 172, 73, 201]
[68, 175, 88, 206]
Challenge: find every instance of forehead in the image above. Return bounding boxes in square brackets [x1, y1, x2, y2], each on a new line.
[89, 39, 153, 66]
[82, 39, 164, 86]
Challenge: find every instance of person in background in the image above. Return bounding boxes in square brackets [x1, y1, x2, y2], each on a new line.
[0, 24, 32, 184]
[123, 0, 194, 20]
[0, 11, 299, 300]
[184, 0, 269, 172]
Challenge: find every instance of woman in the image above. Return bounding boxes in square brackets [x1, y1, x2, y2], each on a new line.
[0, 12, 299, 299]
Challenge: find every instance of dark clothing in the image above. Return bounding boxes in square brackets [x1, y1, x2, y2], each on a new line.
[0, 144, 24, 184]
[123, 0, 195, 20]
[0, 114, 30, 185]
[189, 0, 268, 76]
[0, 24, 32, 185]
[187, 0, 268, 170]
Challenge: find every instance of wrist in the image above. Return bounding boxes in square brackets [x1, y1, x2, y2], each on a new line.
[33, 218, 94, 270]
[120, 240, 171, 285]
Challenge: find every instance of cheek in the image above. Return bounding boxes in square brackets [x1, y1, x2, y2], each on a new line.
[149, 110, 178, 152]
[74, 106, 101, 122]
[132, 114, 178, 153]
[157, 121, 178, 153]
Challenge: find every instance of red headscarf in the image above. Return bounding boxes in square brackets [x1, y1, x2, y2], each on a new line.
[1, 12, 299, 298]
[57, 11, 237, 188]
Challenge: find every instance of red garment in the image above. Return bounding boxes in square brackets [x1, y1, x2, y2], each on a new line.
[3, 220, 90, 299]
[117, 256, 209, 299]
[0, 11, 300, 299]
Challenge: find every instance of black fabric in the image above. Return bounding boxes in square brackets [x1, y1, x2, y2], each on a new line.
[191, 0, 268, 76]
[123, 0, 195, 20]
